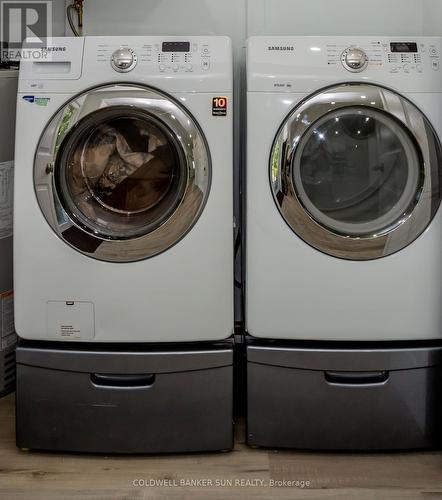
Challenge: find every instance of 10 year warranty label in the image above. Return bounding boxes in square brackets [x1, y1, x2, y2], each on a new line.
[212, 97, 228, 116]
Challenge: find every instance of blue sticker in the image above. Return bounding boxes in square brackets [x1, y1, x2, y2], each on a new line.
[22, 95, 50, 106]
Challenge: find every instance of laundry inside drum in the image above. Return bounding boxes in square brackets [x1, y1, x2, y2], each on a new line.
[56, 107, 188, 240]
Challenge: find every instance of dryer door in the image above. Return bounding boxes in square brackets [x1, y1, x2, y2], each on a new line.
[270, 83, 442, 260]
[34, 84, 211, 262]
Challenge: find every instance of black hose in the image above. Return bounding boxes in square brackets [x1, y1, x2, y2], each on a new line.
[67, 4, 80, 37]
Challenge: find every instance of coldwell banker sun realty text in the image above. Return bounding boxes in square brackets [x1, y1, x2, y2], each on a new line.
[1, 1, 52, 62]
[132, 478, 311, 488]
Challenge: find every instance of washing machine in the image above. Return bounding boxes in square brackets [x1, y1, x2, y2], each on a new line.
[14, 36, 234, 453]
[246, 36, 442, 450]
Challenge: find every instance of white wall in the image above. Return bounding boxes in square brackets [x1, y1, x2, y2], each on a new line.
[248, 0, 427, 36]
[51, 0, 67, 36]
[423, 0, 442, 36]
[80, 0, 442, 38]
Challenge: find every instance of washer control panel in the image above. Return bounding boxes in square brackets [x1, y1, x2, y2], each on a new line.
[97, 40, 212, 74]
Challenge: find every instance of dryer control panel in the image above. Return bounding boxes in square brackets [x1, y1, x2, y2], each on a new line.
[247, 36, 442, 93]
[328, 40, 440, 75]
[18, 36, 233, 94]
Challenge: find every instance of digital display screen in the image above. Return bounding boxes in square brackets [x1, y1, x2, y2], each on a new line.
[162, 41, 190, 53]
[390, 42, 418, 53]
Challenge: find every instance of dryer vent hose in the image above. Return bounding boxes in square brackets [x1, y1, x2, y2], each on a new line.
[67, 0, 84, 37]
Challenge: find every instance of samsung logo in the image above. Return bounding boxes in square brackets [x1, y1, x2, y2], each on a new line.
[268, 46, 294, 51]
[41, 46, 67, 52]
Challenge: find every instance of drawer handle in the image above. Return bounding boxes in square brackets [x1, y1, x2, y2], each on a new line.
[324, 371, 389, 386]
[91, 373, 155, 388]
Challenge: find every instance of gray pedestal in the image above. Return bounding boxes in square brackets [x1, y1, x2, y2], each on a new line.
[247, 339, 442, 450]
[16, 339, 234, 453]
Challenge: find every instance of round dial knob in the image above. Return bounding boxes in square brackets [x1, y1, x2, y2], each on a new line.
[341, 47, 368, 72]
[111, 47, 137, 72]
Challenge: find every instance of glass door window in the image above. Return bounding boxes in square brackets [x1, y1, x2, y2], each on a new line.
[35, 85, 211, 262]
[270, 84, 442, 260]
[294, 107, 422, 237]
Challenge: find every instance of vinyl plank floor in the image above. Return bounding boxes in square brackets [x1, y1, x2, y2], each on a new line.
[0, 394, 442, 499]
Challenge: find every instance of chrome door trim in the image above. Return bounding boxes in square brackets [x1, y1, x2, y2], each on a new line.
[270, 83, 442, 260]
[34, 84, 211, 263]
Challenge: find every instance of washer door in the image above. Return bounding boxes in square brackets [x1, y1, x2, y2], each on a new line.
[34, 84, 211, 262]
[270, 83, 442, 260]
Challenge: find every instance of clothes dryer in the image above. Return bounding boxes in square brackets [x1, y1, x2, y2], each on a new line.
[246, 36, 442, 450]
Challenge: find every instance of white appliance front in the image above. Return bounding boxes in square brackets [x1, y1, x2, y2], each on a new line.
[246, 36, 442, 341]
[14, 37, 234, 343]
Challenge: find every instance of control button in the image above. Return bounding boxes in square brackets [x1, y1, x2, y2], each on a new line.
[341, 47, 368, 72]
[173, 64, 179, 72]
[185, 63, 193, 71]
[111, 47, 137, 72]
[391, 65, 397, 71]
[201, 59, 210, 70]
[203, 47, 209, 54]
[403, 64, 410, 73]
[432, 60, 440, 70]
[430, 47, 438, 56]
[159, 64, 166, 72]
[416, 64, 423, 73]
